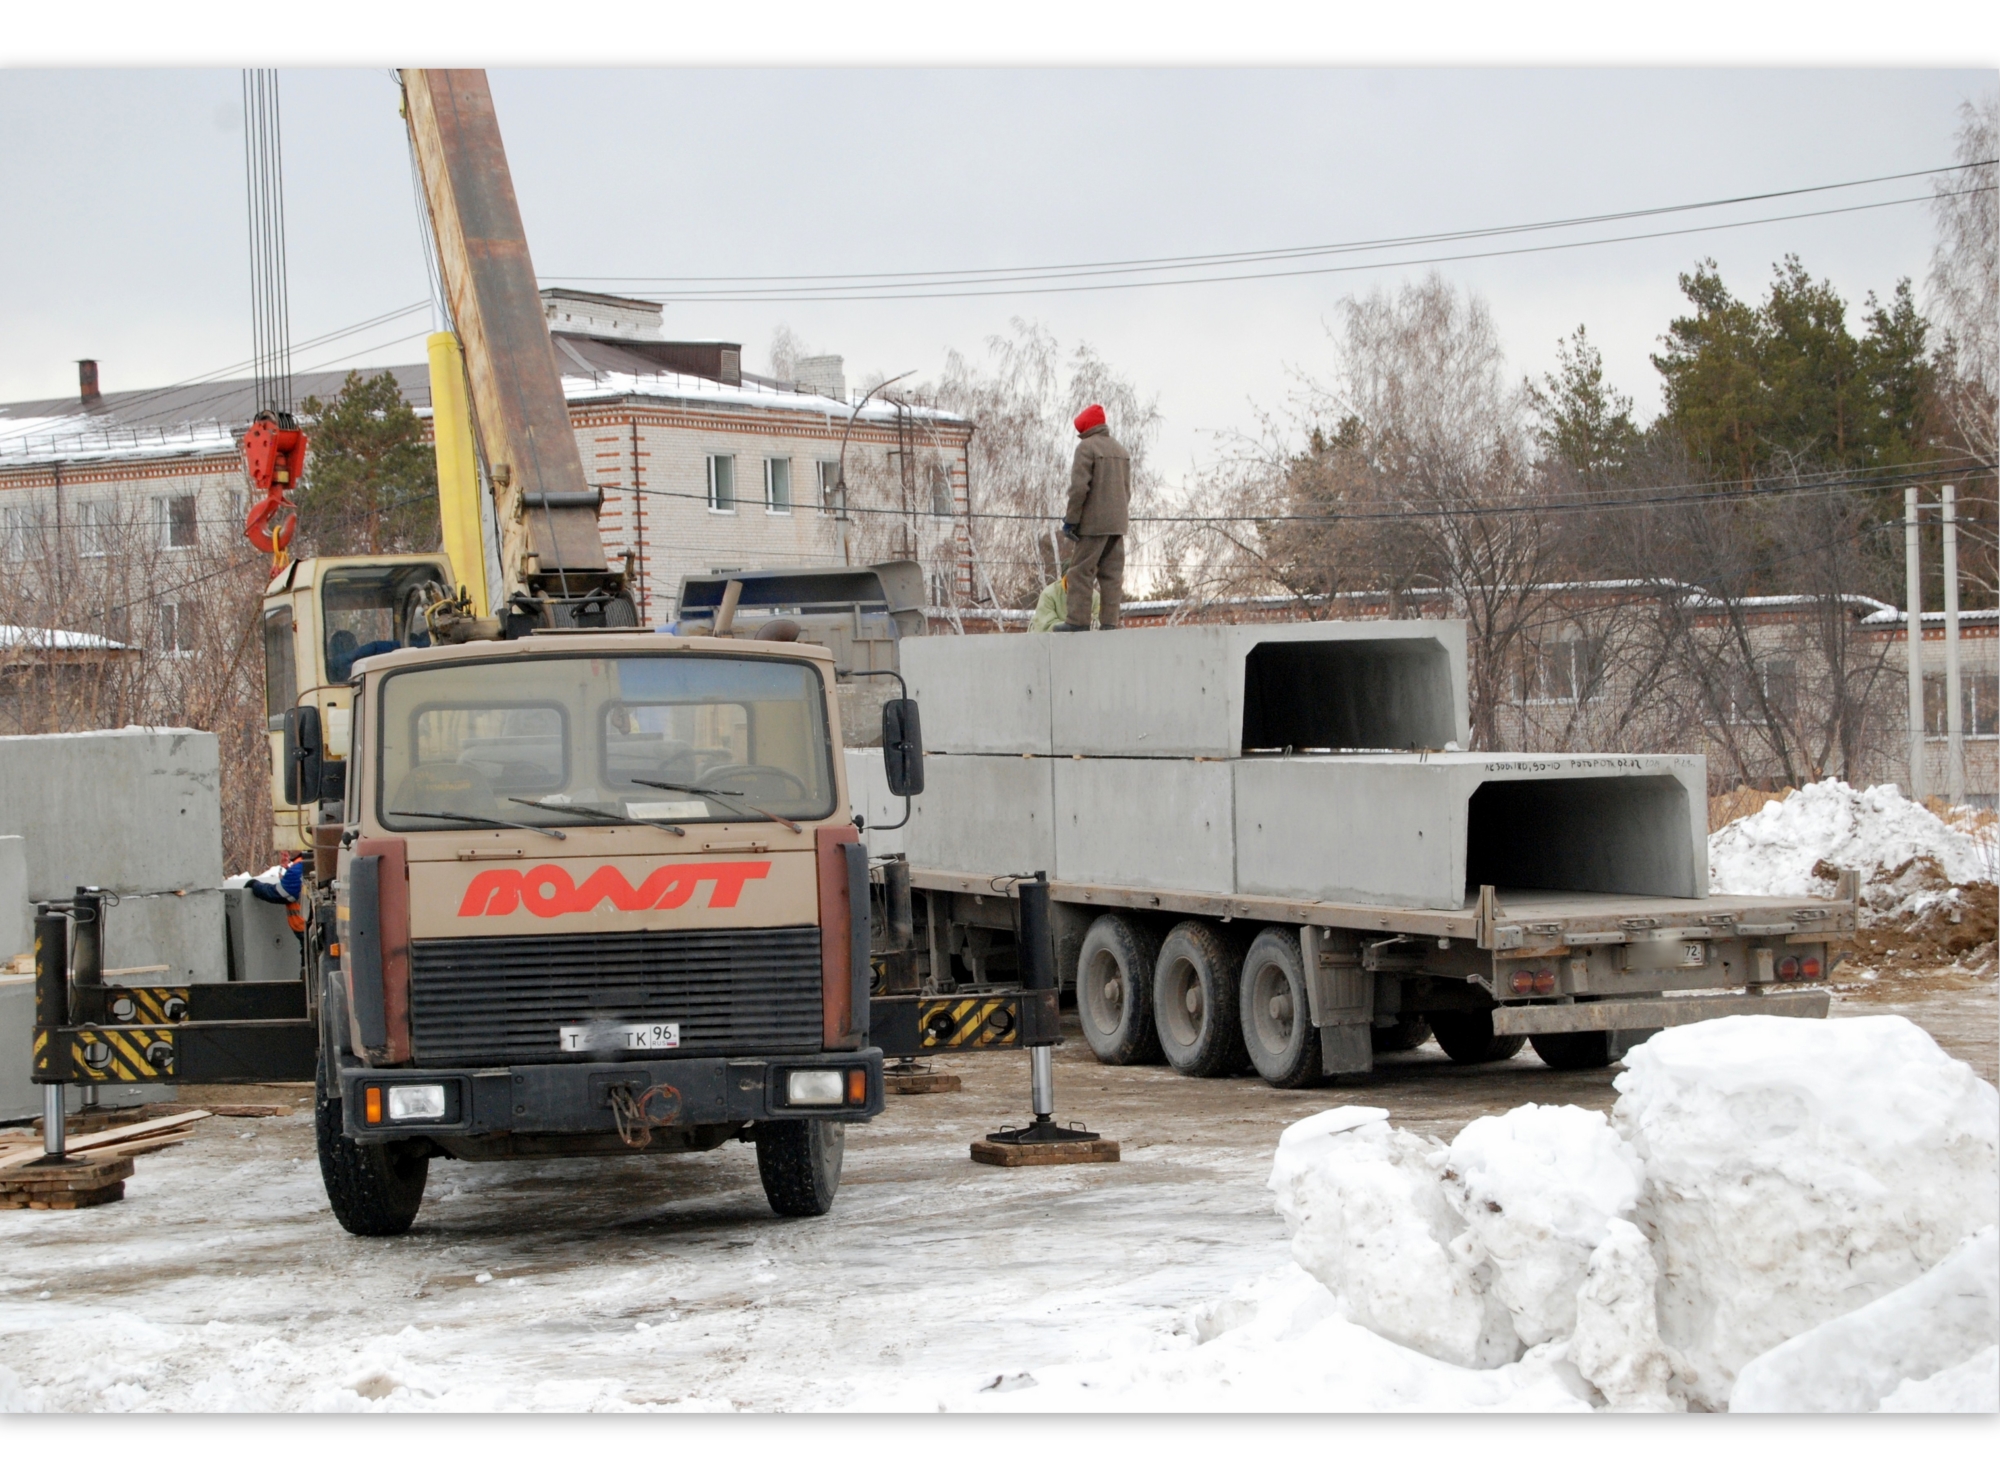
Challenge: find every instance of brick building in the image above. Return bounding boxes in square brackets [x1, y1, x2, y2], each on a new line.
[0, 289, 976, 634]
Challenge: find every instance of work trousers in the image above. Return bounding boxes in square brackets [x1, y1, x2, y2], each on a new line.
[1065, 533, 1124, 628]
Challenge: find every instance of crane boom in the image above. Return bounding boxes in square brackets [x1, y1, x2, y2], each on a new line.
[401, 68, 627, 620]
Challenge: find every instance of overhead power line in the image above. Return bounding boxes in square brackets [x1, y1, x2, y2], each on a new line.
[595, 458, 1996, 528]
[547, 160, 1995, 303]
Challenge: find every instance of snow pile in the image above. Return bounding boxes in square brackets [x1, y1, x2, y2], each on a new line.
[1616, 1014, 1998, 1407]
[1708, 780, 1997, 958]
[1729, 1225, 1998, 1413]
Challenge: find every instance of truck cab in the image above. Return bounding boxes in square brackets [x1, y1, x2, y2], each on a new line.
[303, 628, 887, 1234]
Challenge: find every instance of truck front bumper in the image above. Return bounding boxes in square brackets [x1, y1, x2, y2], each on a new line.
[338, 1048, 883, 1142]
[1491, 989, 1829, 1036]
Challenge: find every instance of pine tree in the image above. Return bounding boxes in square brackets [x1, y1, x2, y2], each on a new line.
[295, 371, 439, 556]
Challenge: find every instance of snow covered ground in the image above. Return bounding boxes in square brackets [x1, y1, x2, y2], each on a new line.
[7, 1010, 1987, 1414]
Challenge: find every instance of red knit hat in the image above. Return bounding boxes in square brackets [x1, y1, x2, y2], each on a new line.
[1073, 403, 1106, 433]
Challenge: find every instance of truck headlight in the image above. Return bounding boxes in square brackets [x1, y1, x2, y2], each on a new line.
[387, 1084, 447, 1121]
[786, 1069, 844, 1106]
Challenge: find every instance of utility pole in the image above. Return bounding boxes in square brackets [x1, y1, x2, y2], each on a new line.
[1904, 488, 1927, 802]
[1942, 485, 1963, 806]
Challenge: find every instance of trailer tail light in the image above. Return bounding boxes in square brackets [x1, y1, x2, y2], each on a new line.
[846, 1068, 868, 1105]
[363, 1084, 384, 1125]
[1510, 969, 1536, 995]
[1777, 955, 1802, 982]
[1532, 968, 1556, 995]
[1800, 954, 1823, 980]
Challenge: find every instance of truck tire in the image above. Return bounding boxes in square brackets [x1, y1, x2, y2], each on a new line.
[755, 1118, 845, 1217]
[1077, 913, 1164, 1065]
[315, 1069, 428, 1237]
[1154, 922, 1250, 1078]
[1239, 927, 1322, 1089]
[1532, 1031, 1614, 1071]
[1371, 1014, 1432, 1055]
[1429, 1010, 1528, 1065]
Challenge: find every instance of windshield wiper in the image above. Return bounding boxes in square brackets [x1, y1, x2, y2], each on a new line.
[508, 796, 686, 837]
[632, 778, 803, 834]
[391, 809, 567, 840]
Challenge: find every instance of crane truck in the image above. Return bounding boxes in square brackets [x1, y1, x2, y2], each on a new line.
[32, 69, 1061, 1236]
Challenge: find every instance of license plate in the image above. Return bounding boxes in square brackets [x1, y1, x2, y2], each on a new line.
[559, 1021, 680, 1053]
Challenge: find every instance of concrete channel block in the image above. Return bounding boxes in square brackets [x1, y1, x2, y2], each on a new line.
[1052, 757, 1236, 894]
[1233, 751, 1707, 910]
[1047, 619, 1471, 757]
[907, 755, 1056, 876]
[0, 835, 26, 961]
[902, 633, 1052, 756]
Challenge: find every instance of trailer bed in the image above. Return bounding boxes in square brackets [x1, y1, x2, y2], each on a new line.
[907, 868, 1855, 950]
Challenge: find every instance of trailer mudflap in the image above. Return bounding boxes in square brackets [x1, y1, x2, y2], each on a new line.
[1492, 989, 1829, 1035]
[871, 989, 1061, 1057]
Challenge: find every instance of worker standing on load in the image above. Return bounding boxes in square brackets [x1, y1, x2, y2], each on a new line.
[1055, 403, 1130, 631]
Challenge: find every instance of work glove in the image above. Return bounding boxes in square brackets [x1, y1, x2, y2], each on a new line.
[1062, 521, 1080, 541]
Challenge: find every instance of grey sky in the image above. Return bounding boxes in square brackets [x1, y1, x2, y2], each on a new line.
[1, 67, 1991, 481]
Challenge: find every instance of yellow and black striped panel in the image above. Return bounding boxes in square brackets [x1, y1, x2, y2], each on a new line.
[917, 996, 1021, 1051]
[60, 1027, 178, 1082]
[102, 987, 188, 1026]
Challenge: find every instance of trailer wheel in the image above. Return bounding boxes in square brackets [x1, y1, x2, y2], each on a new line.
[1076, 913, 1164, 1065]
[315, 1069, 428, 1237]
[1154, 922, 1250, 1078]
[1371, 1014, 1433, 1055]
[1531, 1031, 1614, 1071]
[1429, 1010, 1528, 1065]
[1239, 927, 1321, 1088]
[755, 1119, 845, 1217]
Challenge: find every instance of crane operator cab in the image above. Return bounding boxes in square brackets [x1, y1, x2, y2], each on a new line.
[265, 555, 455, 852]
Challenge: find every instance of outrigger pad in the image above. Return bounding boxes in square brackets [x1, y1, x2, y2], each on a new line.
[972, 1117, 1119, 1166]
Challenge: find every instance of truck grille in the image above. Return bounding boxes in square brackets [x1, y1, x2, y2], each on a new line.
[407, 926, 823, 1065]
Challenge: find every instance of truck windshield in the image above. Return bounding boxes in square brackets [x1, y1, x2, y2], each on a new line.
[376, 653, 836, 831]
[323, 564, 444, 683]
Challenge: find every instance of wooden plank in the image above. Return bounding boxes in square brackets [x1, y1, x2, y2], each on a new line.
[0, 1111, 210, 1173]
[971, 1137, 1120, 1167]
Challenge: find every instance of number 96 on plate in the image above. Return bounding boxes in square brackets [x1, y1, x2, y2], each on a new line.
[559, 1021, 681, 1053]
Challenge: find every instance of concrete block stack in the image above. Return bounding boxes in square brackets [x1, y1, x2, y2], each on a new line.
[0, 727, 227, 1120]
[898, 622, 1707, 910]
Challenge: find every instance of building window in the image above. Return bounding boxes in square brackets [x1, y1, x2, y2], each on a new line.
[706, 454, 736, 514]
[2, 504, 45, 561]
[765, 457, 792, 515]
[1524, 635, 1603, 704]
[154, 493, 198, 550]
[818, 460, 843, 516]
[1926, 671, 2000, 737]
[927, 463, 953, 518]
[77, 500, 113, 558]
[156, 602, 193, 654]
[1726, 657, 1796, 725]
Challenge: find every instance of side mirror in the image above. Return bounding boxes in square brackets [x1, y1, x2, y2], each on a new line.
[881, 698, 925, 797]
[284, 705, 323, 807]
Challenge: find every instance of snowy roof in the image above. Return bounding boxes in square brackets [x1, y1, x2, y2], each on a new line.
[0, 624, 132, 652]
[1858, 606, 2000, 627]
[0, 330, 962, 472]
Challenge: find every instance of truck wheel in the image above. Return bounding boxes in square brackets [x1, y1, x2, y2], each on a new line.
[1239, 927, 1321, 1088]
[1076, 913, 1164, 1065]
[1371, 1014, 1432, 1055]
[1154, 922, 1250, 1078]
[755, 1118, 845, 1217]
[315, 1070, 428, 1237]
[1428, 1010, 1528, 1065]
[1532, 1031, 1613, 1070]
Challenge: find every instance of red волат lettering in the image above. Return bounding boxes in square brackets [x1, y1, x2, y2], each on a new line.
[454, 860, 774, 916]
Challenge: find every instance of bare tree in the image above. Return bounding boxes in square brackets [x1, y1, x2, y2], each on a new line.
[924, 320, 1161, 609]
[1927, 93, 1999, 604]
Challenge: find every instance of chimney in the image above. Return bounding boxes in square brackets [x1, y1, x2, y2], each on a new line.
[78, 359, 101, 408]
[794, 355, 846, 401]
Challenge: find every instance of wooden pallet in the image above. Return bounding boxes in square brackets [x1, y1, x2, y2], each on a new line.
[970, 1137, 1121, 1167]
[0, 1154, 134, 1210]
